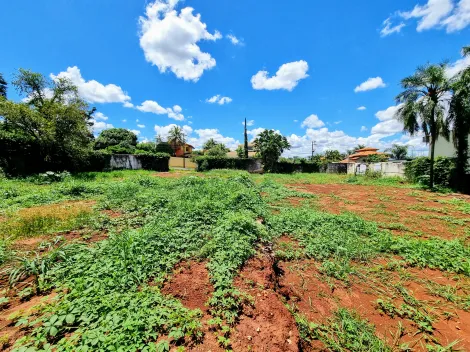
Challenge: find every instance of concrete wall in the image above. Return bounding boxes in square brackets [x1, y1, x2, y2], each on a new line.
[327, 163, 347, 174]
[110, 155, 142, 170]
[346, 161, 407, 178]
[432, 135, 470, 161]
[169, 157, 197, 169]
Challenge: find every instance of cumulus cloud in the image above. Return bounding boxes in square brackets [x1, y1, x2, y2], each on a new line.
[251, 60, 309, 91]
[446, 53, 470, 78]
[136, 100, 185, 121]
[301, 114, 325, 129]
[138, 0, 221, 82]
[137, 124, 146, 128]
[206, 95, 233, 105]
[380, 17, 406, 36]
[384, 0, 470, 35]
[361, 126, 368, 132]
[354, 77, 386, 92]
[357, 106, 367, 111]
[242, 120, 255, 126]
[370, 104, 404, 136]
[50, 66, 131, 105]
[91, 120, 113, 134]
[129, 129, 141, 136]
[94, 112, 108, 121]
[226, 34, 243, 46]
[154, 124, 239, 149]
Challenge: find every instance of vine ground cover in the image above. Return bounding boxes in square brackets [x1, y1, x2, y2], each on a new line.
[0, 170, 469, 351]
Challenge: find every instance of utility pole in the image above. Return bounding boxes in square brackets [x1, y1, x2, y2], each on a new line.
[244, 118, 249, 159]
[182, 132, 186, 168]
[311, 140, 316, 160]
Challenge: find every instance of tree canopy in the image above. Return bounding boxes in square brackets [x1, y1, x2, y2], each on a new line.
[253, 129, 290, 171]
[0, 69, 94, 174]
[395, 63, 452, 188]
[387, 144, 408, 160]
[94, 128, 138, 153]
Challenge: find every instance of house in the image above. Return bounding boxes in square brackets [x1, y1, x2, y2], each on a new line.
[431, 135, 470, 162]
[340, 147, 388, 163]
[226, 143, 257, 158]
[169, 141, 194, 157]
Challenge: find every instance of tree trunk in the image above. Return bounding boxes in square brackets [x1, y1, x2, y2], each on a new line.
[429, 104, 436, 190]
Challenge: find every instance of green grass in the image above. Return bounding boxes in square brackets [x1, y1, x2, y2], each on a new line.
[1, 169, 469, 351]
[295, 308, 391, 351]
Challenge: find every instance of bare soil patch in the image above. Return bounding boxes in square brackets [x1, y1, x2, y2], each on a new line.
[289, 184, 470, 240]
[233, 251, 300, 352]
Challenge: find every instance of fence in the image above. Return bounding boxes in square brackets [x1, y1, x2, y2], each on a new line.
[346, 161, 407, 178]
[169, 157, 197, 169]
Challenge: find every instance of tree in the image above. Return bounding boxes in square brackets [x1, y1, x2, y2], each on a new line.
[206, 143, 229, 157]
[244, 118, 249, 158]
[168, 126, 184, 156]
[236, 146, 244, 158]
[364, 154, 389, 163]
[253, 130, 290, 172]
[136, 142, 156, 153]
[395, 63, 451, 189]
[323, 150, 343, 162]
[387, 144, 408, 160]
[0, 69, 94, 173]
[346, 144, 366, 156]
[448, 46, 470, 189]
[156, 142, 174, 155]
[0, 73, 7, 98]
[94, 128, 138, 152]
[202, 138, 218, 151]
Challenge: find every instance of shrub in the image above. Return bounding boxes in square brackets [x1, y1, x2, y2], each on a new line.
[405, 156, 456, 188]
[195, 156, 257, 172]
[36, 171, 71, 184]
[135, 152, 170, 172]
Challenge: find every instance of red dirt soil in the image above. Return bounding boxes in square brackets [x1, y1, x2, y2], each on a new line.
[289, 184, 470, 240]
[161, 261, 222, 352]
[233, 251, 300, 352]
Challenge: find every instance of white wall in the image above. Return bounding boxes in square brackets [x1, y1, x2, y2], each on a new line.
[431, 135, 470, 160]
[346, 162, 406, 178]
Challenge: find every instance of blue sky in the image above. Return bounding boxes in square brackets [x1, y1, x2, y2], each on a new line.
[1, 0, 470, 156]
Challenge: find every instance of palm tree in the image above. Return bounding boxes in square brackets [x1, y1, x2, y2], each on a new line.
[168, 126, 184, 156]
[395, 63, 452, 189]
[387, 144, 408, 160]
[448, 46, 470, 189]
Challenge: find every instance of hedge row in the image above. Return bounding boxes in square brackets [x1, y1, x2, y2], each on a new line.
[404, 156, 456, 188]
[195, 156, 258, 172]
[195, 156, 321, 173]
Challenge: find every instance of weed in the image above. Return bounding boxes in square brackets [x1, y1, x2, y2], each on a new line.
[295, 308, 391, 351]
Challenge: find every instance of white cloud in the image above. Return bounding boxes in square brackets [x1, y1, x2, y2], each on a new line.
[226, 34, 243, 46]
[206, 95, 233, 105]
[381, 17, 406, 36]
[386, 0, 470, 34]
[129, 129, 141, 136]
[301, 114, 325, 129]
[371, 104, 404, 136]
[446, 54, 470, 77]
[137, 100, 185, 120]
[94, 112, 108, 121]
[123, 102, 134, 108]
[251, 60, 309, 91]
[442, 0, 470, 32]
[50, 66, 131, 105]
[357, 106, 367, 111]
[361, 126, 368, 132]
[242, 120, 255, 126]
[91, 120, 113, 134]
[138, 0, 221, 82]
[136, 119, 139, 122]
[137, 124, 146, 128]
[293, 119, 298, 123]
[400, 0, 454, 31]
[154, 124, 238, 149]
[334, 121, 342, 125]
[354, 77, 386, 92]
[122, 119, 127, 123]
